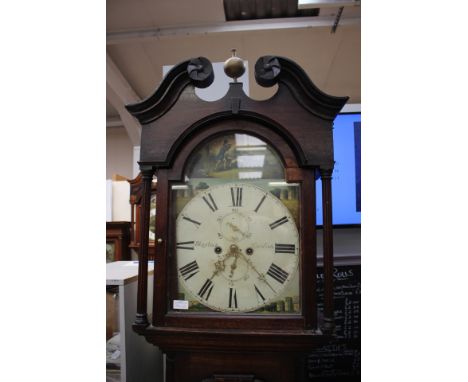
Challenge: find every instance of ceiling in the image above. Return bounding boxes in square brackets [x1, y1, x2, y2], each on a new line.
[106, 0, 361, 145]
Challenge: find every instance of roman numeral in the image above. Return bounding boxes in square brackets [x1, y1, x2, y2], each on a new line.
[254, 284, 266, 302]
[230, 187, 243, 207]
[269, 216, 288, 230]
[179, 260, 199, 281]
[254, 194, 266, 212]
[229, 288, 238, 308]
[182, 216, 201, 227]
[198, 279, 214, 300]
[202, 193, 218, 212]
[267, 263, 289, 284]
[275, 243, 296, 254]
[176, 241, 194, 250]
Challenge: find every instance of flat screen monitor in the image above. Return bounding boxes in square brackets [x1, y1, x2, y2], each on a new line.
[316, 112, 361, 226]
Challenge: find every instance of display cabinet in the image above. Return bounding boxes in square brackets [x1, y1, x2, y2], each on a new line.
[106, 221, 131, 262]
[106, 261, 163, 382]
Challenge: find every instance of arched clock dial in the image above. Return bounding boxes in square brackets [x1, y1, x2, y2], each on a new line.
[175, 183, 299, 313]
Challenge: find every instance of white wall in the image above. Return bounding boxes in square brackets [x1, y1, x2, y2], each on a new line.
[106, 127, 134, 179]
[317, 227, 361, 266]
[163, 61, 250, 100]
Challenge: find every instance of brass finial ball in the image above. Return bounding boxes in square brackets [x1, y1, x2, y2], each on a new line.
[224, 49, 245, 81]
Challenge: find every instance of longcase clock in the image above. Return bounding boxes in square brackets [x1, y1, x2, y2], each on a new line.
[125, 54, 348, 382]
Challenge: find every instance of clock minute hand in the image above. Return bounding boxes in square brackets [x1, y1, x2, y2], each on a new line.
[237, 251, 276, 294]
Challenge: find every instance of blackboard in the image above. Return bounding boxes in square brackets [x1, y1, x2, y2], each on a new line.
[307, 264, 361, 381]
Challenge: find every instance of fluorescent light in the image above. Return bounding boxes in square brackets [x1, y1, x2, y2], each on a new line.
[298, 0, 358, 8]
[268, 182, 300, 187]
[239, 171, 263, 179]
[234, 134, 266, 147]
[236, 146, 267, 152]
[237, 155, 265, 168]
[172, 185, 189, 190]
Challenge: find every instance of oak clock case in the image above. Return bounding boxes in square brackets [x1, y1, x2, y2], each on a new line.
[128, 173, 157, 260]
[172, 133, 301, 315]
[125, 54, 348, 382]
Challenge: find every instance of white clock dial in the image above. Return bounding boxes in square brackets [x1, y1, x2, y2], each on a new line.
[175, 183, 299, 312]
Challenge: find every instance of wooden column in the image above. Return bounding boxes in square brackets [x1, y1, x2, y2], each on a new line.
[152, 170, 169, 326]
[300, 170, 317, 329]
[320, 168, 334, 334]
[134, 166, 153, 327]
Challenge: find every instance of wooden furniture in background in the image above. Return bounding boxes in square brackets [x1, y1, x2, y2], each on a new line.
[106, 221, 131, 262]
[106, 285, 119, 340]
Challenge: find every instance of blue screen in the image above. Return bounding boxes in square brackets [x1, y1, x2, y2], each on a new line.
[316, 113, 361, 225]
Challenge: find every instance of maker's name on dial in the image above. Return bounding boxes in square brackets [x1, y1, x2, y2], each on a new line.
[193, 240, 216, 248]
[249, 242, 274, 249]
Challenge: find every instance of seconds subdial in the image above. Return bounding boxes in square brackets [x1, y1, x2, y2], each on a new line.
[219, 211, 251, 242]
